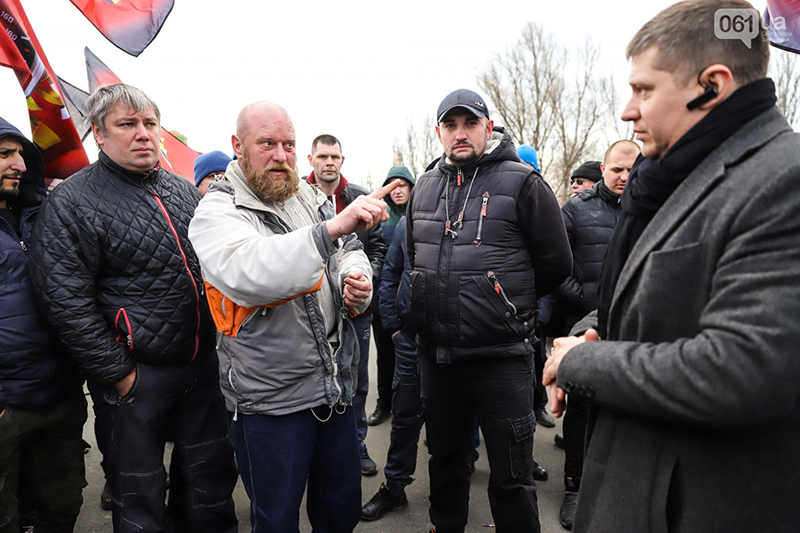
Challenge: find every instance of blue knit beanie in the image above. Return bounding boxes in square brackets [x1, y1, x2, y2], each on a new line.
[517, 144, 540, 172]
[194, 150, 232, 187]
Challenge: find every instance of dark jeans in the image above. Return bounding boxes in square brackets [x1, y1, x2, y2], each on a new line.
[0, 384, 87, 533]
[352, 315, 372, 442]
[105, 354, 238, 533]
[372, 305, 396, 411]
[231, 406, 361, 533]
[383, 331, 424, 492]
[421, 354, 540, 533]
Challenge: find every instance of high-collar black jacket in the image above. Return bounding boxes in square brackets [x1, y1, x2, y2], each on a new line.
[29, 152, 215, 388]
[556, 181, 621, 330]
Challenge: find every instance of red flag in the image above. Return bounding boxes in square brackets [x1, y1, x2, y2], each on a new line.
[85, 46, 122, 92]
[84, 47, 200, 182]
[0, 0, 90, 178]
[69, 0, 174, 57]
[158, 129, 201, 181]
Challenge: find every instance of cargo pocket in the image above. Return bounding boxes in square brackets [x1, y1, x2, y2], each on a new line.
[509, 411, 536, 479]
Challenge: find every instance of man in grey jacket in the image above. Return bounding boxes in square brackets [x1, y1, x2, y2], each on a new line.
[189, 101, 399, 533]
[544, 1, 800, 531]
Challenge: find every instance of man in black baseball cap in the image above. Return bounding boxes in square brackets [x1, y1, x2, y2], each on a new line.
[436, 88, 490, 123]
[406, 88, 572, 533]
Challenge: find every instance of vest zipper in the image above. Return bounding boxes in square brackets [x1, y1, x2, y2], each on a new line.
[474, 192, 489, 246]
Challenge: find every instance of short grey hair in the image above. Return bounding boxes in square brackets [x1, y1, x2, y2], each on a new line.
[87, 83, 161, 136]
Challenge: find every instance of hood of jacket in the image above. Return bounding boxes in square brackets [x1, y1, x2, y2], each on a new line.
[382, 167, 416, 226]
[0, 117, 45, 210]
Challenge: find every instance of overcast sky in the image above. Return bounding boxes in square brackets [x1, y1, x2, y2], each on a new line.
[0, 0, 771, 186]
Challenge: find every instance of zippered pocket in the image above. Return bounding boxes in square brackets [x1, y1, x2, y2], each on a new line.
[487, 271, 517, 316]
[456, 273, 520, 345]
[114, 308, 133, 350]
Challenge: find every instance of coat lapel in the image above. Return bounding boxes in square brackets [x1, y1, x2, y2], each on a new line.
[608, 107, 791, 329]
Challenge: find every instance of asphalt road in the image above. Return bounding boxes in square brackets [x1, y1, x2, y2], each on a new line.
[74, 340, 569, 533]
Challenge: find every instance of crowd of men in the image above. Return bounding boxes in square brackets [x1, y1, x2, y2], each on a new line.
[2, 1, 799, 532]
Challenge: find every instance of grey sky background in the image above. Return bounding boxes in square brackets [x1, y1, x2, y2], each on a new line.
[0, 0, 770, 186]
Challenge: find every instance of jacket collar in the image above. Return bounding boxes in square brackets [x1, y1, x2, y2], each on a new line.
[607, 106, 790, 326]
[98, 151, 160, 186]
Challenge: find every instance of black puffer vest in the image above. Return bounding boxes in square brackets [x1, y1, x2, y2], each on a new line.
[407, 128, 572, 363]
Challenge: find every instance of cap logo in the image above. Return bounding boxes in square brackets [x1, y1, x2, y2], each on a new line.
[474, 101, 484, 108]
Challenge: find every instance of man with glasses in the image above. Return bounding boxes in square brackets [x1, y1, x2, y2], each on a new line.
[569, 161, 602, 196]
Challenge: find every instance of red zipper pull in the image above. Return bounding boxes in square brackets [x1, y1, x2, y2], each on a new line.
[488, 271, 500, 294]
[457, 170, 462, 187]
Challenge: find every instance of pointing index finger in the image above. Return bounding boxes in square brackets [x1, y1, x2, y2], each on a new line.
[369, 179, 402, 200]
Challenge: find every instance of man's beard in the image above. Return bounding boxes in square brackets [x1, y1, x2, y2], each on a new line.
[0, 173, 22, 203]
[448, 143, 480, 167]
[240, 149, 299, 203]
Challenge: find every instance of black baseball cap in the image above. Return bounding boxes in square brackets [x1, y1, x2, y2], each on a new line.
[437, 89, 490, 123]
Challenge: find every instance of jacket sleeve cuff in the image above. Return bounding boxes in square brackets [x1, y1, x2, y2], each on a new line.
[312, 221, 338, 259]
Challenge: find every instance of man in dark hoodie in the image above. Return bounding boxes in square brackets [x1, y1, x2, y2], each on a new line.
[369, 166, 415, 427]
[0, 117, 87, 532]
[406, 89, 572, 533]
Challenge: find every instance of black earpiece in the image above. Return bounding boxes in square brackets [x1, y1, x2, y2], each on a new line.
[686, 85, 718, 110]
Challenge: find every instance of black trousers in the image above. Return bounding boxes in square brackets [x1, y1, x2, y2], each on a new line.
[105, 354, 239, 533]
[421, 354, 541, 533]
[0, 384, 87, 533]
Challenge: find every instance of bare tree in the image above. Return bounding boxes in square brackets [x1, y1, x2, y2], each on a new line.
[478, 23, 622, 202]
[392, 115, 440, 179]
[770, 48, 800, 128]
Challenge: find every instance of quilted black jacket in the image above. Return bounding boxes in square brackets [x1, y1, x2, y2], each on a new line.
[406, 127, 572, 363]
[29, 152, 216, 388]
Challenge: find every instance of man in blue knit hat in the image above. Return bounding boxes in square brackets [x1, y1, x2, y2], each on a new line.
[194, 150, 232, 196]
